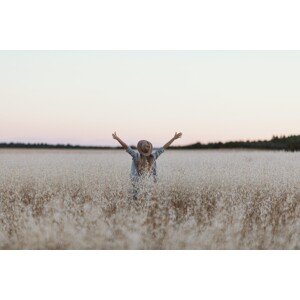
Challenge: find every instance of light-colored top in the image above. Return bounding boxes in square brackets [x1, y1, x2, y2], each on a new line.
[126, 146, 165, 180]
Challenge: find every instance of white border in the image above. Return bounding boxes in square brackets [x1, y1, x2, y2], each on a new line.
[1, 0, 300, 50]
[0, 251, 299, 300]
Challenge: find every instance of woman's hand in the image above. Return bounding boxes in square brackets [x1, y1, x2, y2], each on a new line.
[174, 132, 183, 140]
[112, 132, 119, 140]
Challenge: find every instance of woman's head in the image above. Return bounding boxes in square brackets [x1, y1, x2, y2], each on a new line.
[137, 140, 153, 156]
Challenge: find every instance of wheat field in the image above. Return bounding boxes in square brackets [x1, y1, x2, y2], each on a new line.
[0, 149, 299, 250]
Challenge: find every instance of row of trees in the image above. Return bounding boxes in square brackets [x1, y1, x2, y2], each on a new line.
[0, 143, 120, 150]
[1, 135, 299, 151]
[171, 135, 300, 151]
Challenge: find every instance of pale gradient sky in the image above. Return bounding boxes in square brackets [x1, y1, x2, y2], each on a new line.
[0, 51, 299, 147]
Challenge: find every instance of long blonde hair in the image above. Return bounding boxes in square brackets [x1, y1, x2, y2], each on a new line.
[137, 154, 154, 176]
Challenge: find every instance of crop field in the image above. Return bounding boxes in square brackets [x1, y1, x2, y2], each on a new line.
[0, 149, 299, 250]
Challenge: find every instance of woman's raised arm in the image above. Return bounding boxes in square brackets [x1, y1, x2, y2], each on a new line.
[112, 132, 129, 150]
[163, 132, 183, 149]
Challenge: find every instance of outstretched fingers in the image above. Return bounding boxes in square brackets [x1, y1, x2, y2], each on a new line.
[175, 132, 183, 139]
[112, 132, 118, 139]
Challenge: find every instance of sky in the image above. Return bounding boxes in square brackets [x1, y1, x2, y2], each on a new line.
[0, 51, 299, 147]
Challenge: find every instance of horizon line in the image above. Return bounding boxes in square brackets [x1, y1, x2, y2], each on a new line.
[1, 134, 299, 149]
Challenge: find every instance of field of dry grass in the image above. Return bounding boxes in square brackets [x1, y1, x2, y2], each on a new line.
[0, 149, 299, 249]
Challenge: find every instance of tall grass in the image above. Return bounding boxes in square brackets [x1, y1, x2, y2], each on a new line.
[0, 149, 299, 249]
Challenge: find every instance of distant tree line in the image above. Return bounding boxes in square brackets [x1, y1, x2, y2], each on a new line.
[0, 143, 122, 150]
[171, 135, 300, 152]
[0, 135, 299, 151]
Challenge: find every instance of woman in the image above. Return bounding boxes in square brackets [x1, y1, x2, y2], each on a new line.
[112, 131, 183, 199]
